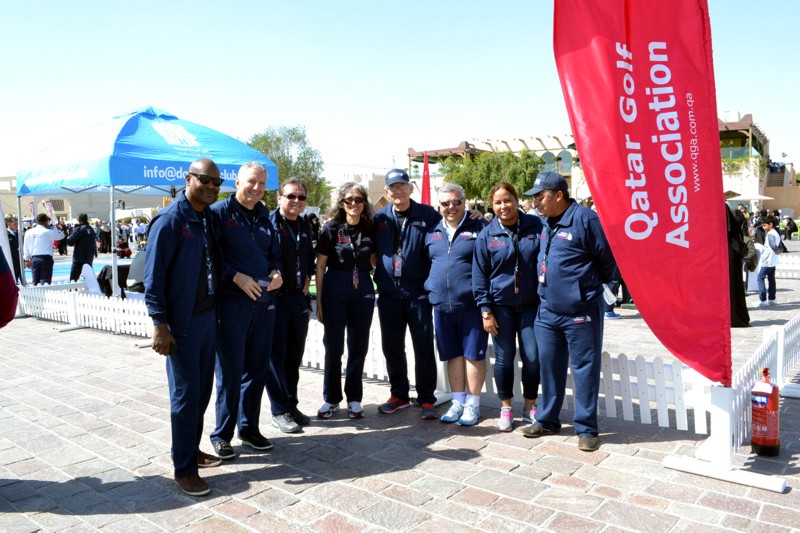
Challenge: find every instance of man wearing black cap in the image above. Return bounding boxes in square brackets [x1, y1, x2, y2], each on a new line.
[520, 171, 616, 452]
[373, 168, 442, 419]
[67, 213, 97, 282]
[22, 213, 64, 285]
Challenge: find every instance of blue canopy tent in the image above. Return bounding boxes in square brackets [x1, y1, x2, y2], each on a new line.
[15, 106, 278, 292]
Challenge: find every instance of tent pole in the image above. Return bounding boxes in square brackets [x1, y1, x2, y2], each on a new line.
[110, 187, 120, 297]
[16, 195, 26, 287]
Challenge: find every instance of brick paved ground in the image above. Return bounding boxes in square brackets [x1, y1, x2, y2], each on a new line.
[1, 248, 799, 531]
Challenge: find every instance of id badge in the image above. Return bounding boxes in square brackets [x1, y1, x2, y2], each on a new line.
[392, 253, 403, 277]
[206, 269, 215, 296]
[256, 278, 271, 303]
[538, 262, 546, 286]
[352, 268, 359, 289]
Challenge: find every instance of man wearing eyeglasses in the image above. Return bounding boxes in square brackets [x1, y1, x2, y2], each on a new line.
[424, 183, 488, 426]
[269, 178, 316, 427]
[520, 172, 616, 453]
[208, 162, 289, 464]
[373, 168, 443, 419]
[144, 158, 224, 496]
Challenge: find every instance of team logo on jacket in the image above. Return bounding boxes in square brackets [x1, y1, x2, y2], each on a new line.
[410, 221, 427, 228]
[180, 223, 195, 239]
[431, 232, 443, 241]
[459, 232, 475, 239]
[556, 231, 573, 241]
[378, 222, 389, 232]
[573, 316, 592, 324]
[337, 234, 351, 244]
[488, 237, 505, 248]
[259, 226, 271, 236]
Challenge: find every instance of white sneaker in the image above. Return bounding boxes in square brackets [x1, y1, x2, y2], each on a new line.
[522, 403, 537, 424]
[317, 402, 340, 419]
[458, 404, 480, 426]
[440, 401, 464, 423]
[347, 401, 364, 419]
[767, 299, 777, 306]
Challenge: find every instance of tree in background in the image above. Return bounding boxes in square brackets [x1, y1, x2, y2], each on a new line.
[439, 150, 544, 208]
[248, 126, 332, 210]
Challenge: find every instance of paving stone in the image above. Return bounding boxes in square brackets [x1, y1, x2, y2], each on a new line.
[759, 503, 800, 529]
[668, 518, 734, 533]
[696, 491, 761, 518]
[408, 475, 463, 498]
[595, 453, 665, 480]
[534, 486, 604, 515]
[721, 514, 794, 533]
[357, 499, 431, 530]
[58, 488, 113, 514]
[246, 487, 300, 512]
[667, 470, 750, 496]
[75, 500, 130, 528]
[475, 513, 534, 533]
[574, 463, 651, 492]
[179, 515, 252, 532]
[98, 516, 164, 532]
[464, 468, 548, 501]
[408, 517, 484, 532]
[545, 474, 593, 492]
[535, 440, 609, 467]
[487, 496, 553, 525]
[3, 457, 51, 477]
[28, 510, 84, 531]
[448, 486, 501, 508]
[0, 512, 41, 533]
[0, 446, 34, 466]
[276, 500, 330, 525]
[12, 493, 59, 512]
[146, 495, 214, 530]
[311, 512, 370, 533]
[381, 484, 433, 506]
[509, 464, 551, 482]
[542, 511, 605, 533]
[624, 493, 670, 510]
[348, 475, 391, 493]
[643, 479, 702, 504]
[532, 455, 584, 475]
[418, 456, 483, 482]
[302, 482, 377, 514]
[211, 498, 260, 520]
[590, 500, 679, 533]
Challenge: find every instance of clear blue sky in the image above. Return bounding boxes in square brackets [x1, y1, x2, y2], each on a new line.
[2, 1, 798, 182]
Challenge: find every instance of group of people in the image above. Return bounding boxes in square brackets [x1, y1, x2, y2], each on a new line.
[144, 159, 618, 497]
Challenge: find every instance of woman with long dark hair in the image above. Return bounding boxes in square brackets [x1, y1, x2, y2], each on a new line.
[315, 182, 377, 419]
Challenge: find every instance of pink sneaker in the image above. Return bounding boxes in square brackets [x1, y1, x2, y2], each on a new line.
[498, 407, 513, 432]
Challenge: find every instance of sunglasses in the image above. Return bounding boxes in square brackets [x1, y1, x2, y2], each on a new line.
[440, 199, 464, 208]
[188, 172, 224, 186]
[282, 193, 308, 202]
[343, 196, 365, 205]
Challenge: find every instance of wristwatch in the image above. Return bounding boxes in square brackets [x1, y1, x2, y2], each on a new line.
[481, 310, 493, 319]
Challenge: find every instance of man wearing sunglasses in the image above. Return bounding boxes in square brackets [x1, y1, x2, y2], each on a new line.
[269, 178, 316, 427]
[424, 184, 488, 426]
[144, 158, 224, 496]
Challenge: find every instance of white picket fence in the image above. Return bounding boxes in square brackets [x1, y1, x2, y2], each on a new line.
[17, 284, 800, 441]
[729, 314, 800, 451]
[777, 253, 800, 279]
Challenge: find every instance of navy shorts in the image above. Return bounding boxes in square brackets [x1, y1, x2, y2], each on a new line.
[433, 307, 489, 362]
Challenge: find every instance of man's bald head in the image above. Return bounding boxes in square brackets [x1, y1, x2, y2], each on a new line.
[189, 158, 220, 175]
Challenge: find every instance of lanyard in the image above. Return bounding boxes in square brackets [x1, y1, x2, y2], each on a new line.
[279, 212, 303, 287]
[200, 215, 215, 296]
[393, 209, 409, 256]
[500, 218, 520, 294]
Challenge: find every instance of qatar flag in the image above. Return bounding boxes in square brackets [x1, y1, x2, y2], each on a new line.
[421, 152, 431, 205]
[554, 0, 731, 385]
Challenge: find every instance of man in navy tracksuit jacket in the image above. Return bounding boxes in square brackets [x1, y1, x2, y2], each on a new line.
[144, 159, 224, 496]
[521, 172, 616, 452]
[269, 177, 316, 426]
[424, 183, 488, 426]
[209, 162, 290, 461]
[374, 169, 441, 417]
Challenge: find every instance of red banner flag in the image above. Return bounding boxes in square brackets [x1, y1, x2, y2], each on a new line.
[554, 0, 731, 385]
[421, 152, 431, 206]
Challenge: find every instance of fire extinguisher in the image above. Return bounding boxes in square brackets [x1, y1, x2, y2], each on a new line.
[751, 368, 780, 456]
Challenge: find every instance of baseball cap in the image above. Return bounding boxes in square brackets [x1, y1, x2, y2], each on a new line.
[525, 171, 568, 196]
[385, 168, 410, 187]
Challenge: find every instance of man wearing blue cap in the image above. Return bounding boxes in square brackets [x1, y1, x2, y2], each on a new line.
[520, 171, 616, 452]
[373, 169, 442, 419]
